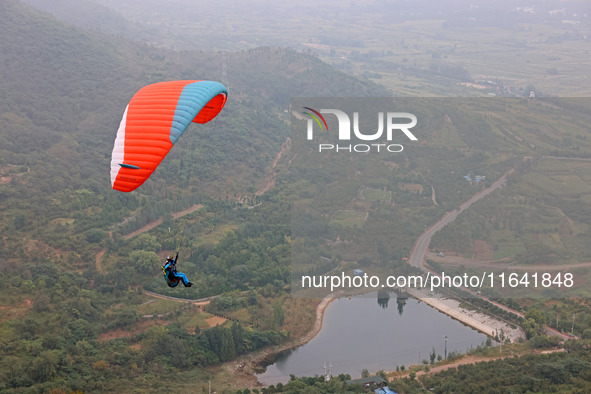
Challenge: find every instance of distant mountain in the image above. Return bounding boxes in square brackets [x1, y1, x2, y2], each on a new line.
[0, 0, 386, 231]
[20, 0, 149, 38]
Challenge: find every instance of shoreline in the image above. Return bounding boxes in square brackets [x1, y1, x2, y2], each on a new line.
[244, 292, 342, 385]
[250, 288, 523, 387]
[301, 291, 341, 345]
[406, 288, 525, 343]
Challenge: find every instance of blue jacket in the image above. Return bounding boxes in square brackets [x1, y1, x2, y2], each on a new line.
[163, 255, 180, 287]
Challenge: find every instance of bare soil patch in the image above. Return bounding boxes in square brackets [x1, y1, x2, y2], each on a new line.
[473, 240, 493, 260]
[122, 204, 203, 240]
[256, 138, 291, 197]
[0, 299, 33, 323]
[390, 355, 507, 382]
[206, 315, 227, 327]
[97, 319, 168, 342]
[403, 183, 423, 194]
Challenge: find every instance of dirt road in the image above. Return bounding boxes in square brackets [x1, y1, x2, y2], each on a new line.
[427, 252, 591, 271]
[391, 347, 566, 382]
[122, 203, 203, 240]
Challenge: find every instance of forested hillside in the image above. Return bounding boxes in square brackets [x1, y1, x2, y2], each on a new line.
[0, 1, 387, 391]
[21, 0, 147, 38]
[0, 0, 384, 256]
[3, 0, 591, 392]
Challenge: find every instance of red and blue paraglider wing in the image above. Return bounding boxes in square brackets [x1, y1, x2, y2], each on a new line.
[110, 80, 227, 192]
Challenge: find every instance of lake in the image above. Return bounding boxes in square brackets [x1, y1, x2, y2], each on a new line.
[257, 292, 490, 385]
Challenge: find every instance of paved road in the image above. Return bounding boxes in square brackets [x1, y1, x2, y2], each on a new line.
[405, 168, 575, 341]
[545, 326, 575, 341]
[408, 169, 513, 270]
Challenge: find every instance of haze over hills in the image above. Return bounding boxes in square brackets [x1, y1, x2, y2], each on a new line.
[20, 0, 142, 37]
[1, 0, 384, 201]
[4, 0, 591, 392]
[0, 0, 388, 283]
[31, 0, 591, 47]
[0, 1, 394, 390]
[23, 0, 591, 96]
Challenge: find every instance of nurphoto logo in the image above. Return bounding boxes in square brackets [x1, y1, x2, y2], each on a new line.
[303, 106, 418, 153]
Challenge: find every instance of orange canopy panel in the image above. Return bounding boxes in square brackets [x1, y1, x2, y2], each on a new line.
[110, 80, 227, 192]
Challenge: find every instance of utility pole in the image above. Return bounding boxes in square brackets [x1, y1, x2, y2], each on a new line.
[443, 335, 448, 360]
[572, 314, 576, 334]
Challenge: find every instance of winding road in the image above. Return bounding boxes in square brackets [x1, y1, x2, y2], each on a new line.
[408, 169, 514, 270]
[405, 168, 573, 341]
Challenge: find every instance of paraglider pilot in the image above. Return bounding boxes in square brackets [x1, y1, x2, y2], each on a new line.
[163, 253, 192, 288]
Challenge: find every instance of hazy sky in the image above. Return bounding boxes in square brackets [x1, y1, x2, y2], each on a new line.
[21, 0, 591, 95]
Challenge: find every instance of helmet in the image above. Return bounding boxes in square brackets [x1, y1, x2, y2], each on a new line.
[166, 255, 172, 261]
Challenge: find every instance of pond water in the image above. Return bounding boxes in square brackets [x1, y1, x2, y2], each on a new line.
[257, 292, 490, 385]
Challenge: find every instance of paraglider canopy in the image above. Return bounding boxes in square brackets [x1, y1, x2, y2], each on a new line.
[110, 80, 228, 192]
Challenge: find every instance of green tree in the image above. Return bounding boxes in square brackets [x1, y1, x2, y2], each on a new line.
[127, 250, 160, 274]
[130, 233, 161, 252]
[220, 326, 236, 361]
[29, 351, 59, 382]
[13, 214, 27, 229]
[525, 308, 545, 326]
[1, 356, 29, 388]
[522, 318, 540, 339]
[85, 228, 107, 243]
[273, 301, 285, 328]
[247, 290, 259, 306]
[231, 322, 246, 355]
